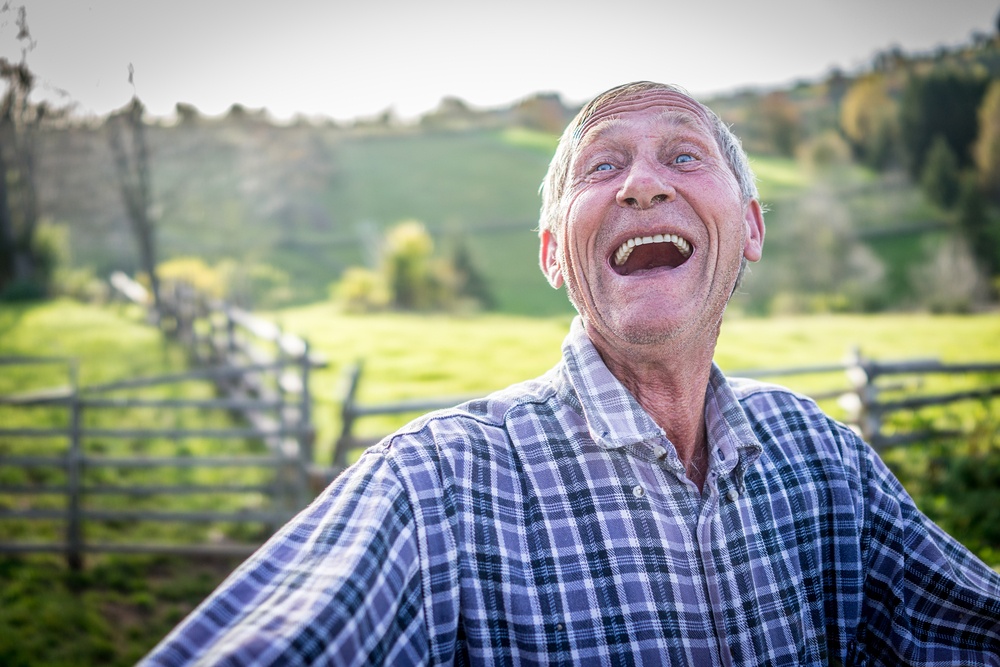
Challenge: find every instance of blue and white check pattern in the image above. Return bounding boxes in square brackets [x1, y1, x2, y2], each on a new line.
[143, 317, 1000, 666]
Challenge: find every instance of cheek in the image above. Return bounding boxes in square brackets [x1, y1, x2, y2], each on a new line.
[563, 188, 606, 247]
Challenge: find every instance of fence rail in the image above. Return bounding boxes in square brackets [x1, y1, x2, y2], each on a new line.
[0, 357, 310, 568]
[333, 350, 1000, 470]
[5, 276, 999, 565]
[0, 274, 327, 569]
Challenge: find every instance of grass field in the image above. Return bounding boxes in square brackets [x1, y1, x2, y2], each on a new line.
[4, 298, 999, 494]
[264, 303, 1000, 460]
[1, 299, 998, 665]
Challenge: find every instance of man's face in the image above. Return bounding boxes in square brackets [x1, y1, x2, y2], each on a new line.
[541, 89, 764, 349]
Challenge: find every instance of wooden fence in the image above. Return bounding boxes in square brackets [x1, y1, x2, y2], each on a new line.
[0, 274, 326, 569]
[4, 272, 998, 566]
[113, 271, 326, 465]
[333, 350, 1000, 469]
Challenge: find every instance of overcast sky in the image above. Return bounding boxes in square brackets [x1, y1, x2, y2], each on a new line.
[3, 0, 998, 122]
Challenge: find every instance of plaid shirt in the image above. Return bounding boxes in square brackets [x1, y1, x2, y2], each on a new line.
[144, 318, 1000, 666]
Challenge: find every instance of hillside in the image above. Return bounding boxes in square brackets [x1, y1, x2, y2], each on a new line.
[33, 118, 953, 316]
[37, 121, 573, 314]
[19, 34, 1000, 315]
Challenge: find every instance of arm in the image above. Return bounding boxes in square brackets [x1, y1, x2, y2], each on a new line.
[854, 444, 1000, 665]
[141, 451, 429, 667]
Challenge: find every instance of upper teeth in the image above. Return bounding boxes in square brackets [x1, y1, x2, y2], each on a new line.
[614, 234, 692, 266]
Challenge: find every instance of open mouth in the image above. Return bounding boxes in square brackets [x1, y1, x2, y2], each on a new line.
[612, 234, 693, 276]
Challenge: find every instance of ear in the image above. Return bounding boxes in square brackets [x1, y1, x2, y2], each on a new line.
[539, 230, 564, 289]
[742, 199, 765, 263]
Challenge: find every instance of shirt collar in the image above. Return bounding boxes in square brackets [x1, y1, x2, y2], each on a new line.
[559, 317, 763, 471]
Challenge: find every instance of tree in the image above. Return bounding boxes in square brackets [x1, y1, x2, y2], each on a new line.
[839, 74, 899, 170]
[909, 236, 988, 313]
[973, 80, 1000, 203]
[174, 102, 201, 126]
[514, 93, 570, 133]
[107, 87, 161, 311]
[955, 173, 1000, 285]
[920, 135, 961, 209]
[758, 91, 801, 157]
[448, 236, 494, 310]
[899, 68, 989, 180]
[0, 5, 49, 297]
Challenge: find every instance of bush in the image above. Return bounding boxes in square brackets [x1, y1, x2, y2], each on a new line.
[796, 130, 853, 171]
[920, 135, 962, 209]
[0, 279, 47, 302]
[156, 257, 224, 298]
[909, 236, 989, 313]
[384, 220, 436, 310]
[922, 422, 1000, 565]
[330, 221, 494, 313]
[0, 221, 69, 302]
[330, 267, 390, 313]
[955, 175, 1000, 283]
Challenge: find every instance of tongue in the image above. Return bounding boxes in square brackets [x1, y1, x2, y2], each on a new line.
[616, 243, 687, 276]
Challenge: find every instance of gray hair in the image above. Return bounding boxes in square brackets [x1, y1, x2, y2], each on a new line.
[537, 81, 759, 287]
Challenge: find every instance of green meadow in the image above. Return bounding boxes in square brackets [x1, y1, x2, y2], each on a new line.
[265, 303, 1000, 461]
[1, 300, 998, 665]
[4, 299, 998, 464]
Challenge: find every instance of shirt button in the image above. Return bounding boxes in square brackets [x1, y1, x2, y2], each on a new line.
[633, 485, 645, 498]
[555, 623, 564, 631]
[726, 489, 739, 502]
[652, 445, 667, 459]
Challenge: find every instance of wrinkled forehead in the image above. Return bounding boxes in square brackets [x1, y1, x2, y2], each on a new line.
[574, 89, 714, 143]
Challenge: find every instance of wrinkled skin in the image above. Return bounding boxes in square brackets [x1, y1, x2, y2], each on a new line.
[539, 89, 765, 486]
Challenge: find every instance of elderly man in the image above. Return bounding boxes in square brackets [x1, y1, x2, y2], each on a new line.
[144, 82, 1000, 666]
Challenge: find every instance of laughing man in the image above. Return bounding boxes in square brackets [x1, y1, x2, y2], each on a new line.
[144, 81, 1000, 666]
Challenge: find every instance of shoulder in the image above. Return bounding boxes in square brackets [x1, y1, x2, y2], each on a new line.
[389, 371, 563, 443]
[726, 375, 867, 466]
[728, 376, 832, 420]
[371, 370, 570, 475]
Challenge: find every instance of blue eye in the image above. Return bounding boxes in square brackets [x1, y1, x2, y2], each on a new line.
[676, 154, 695, 164]
[595, 163, 614, 172]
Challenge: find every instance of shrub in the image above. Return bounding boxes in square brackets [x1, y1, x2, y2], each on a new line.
[330, 221, 494, 313]
[331, 267, 390, 313]
[920, 135, 962, 209]
[156, 257, 223, 298]
[909, 236, 989, 313]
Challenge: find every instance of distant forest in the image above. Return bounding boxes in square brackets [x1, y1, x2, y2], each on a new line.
[2, 8, 1000, 316]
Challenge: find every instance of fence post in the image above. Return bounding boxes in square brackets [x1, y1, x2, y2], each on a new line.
[66, 360, 84, 572]
[275, 325, 288, 443]
[223, 308, 238, 395]
[274, 325, 296, 514]
[845, 347, 882, 446]
[333, 362, 363, 470]
[299, 341, 313, 467]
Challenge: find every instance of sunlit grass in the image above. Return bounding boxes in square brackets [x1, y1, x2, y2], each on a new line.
[2, 299, 999, 663]
[749, 155, 811, 200]
[0, 300, 292, 551]
[265, 303, 1000, 463]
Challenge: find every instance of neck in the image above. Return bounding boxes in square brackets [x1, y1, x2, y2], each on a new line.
[586, 323, 718, 490]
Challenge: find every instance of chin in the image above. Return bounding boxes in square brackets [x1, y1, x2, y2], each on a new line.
[599, 313, 688, 347]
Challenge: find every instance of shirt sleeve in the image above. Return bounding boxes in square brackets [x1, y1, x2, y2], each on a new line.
[139, 449, 429, 667]
[854, 441, 1000, 665]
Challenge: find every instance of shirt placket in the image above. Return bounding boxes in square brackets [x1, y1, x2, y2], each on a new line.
[697, 478, 736, 667]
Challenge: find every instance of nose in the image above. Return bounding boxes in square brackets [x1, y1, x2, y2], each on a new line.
[616, 159, 675, 209]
